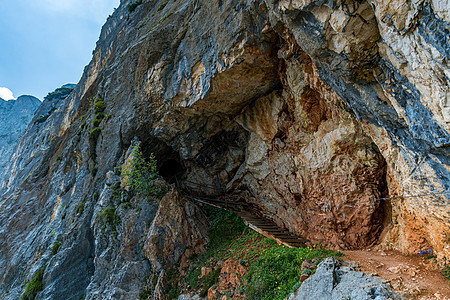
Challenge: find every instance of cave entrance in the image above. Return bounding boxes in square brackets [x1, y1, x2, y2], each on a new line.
[159, 158, 184, 184]
[139, 137, 185, 184]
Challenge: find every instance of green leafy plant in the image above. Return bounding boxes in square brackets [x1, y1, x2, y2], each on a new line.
[167, 268, 181, 299]
[121, 144, 165, 198]
[92, 119, 101, 127]
[160, 12, 173, 23]
[94, 112, 105, 120]
[93, 192, 100, 202]
[157, 1, 169, 11]
[91, 167, 98, 177]
[111, 181, 122, 199]
[443, 266, 450, 281]
[21, 266, 46, 300]
[89, 98, 106, 157]
[138, 289, 151, 300]
[98, 207, 120, 236]
[94, 98, 106, 113]
[44, 86, 74, 101]
[35, 108, 57, 124]
[77, 199, 86, 214]
[185, 208, 249, 290]
[89, 127, 101, 140]
[52, 242, 62, 255]
[127, 0, 143, 13]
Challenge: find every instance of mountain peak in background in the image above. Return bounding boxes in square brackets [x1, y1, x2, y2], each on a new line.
[0, 84, 75, 181]
[0, 94, 40, 177]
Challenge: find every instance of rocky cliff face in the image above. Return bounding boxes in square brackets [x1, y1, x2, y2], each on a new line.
[0, 0, 448, 299]
[0, 95, 40, 180]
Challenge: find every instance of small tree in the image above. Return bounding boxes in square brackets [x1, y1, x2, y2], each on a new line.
[121, 144, 160, 198]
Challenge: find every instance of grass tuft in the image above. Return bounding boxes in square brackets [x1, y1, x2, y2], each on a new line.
[443, 266, 450, 282]
[21, 266, 46, 300]
[51, 242, 62, 255]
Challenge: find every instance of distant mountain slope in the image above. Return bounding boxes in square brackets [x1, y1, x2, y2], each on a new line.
[0, 84, 75, 187]
[0, 95, 40, 179]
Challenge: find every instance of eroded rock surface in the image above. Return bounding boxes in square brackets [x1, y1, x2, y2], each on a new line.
[287, 257, 400, 300]
[0, 0, 449, 298]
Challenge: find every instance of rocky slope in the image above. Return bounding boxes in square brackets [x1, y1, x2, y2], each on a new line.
[0, 95, 40, 180]
[0, 0, 449, 299]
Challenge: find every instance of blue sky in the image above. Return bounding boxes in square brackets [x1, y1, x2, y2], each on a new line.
[0, 0, 120, 100]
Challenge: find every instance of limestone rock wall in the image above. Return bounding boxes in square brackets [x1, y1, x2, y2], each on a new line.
[0, 0, 448, 298]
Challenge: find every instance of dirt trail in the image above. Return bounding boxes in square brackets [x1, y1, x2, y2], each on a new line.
[343, 250, 450, 300]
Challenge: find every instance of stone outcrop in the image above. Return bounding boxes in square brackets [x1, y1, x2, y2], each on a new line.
[287, 257, 400, 300]
[0, 95, 40, 180]
[0, 0, 449, 298]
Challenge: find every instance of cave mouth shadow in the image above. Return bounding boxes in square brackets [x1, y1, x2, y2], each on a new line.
[139, 137, 185, 184]
[159, 158, 184, 184]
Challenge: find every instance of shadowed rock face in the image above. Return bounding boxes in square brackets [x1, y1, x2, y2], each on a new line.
[0, 0, 448, 298]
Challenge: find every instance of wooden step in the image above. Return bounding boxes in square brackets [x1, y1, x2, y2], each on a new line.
[187, 193, 309, 248]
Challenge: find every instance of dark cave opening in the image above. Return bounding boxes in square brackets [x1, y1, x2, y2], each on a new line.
[159, 158, 184, 184]
[138, 137, 185, 184]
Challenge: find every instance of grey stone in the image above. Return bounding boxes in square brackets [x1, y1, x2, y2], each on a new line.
[288, 257, 401, 300]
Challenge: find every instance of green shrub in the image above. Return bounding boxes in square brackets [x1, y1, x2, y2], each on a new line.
[443, 266, 450, 281]
[35, 108, 57, 124]
[99, 207, 120, 233]
[93, 192, 100, 202]
[92, 119, 102, 127]
[121, 144, 162, 198]
[95, 112, 105, 120]
[127, 0, 143, 13]
[157, 1, 169, 12]
[91, 167, 98, 177]
[89, 98, 106, 144]
[167, 268, 181, 299]
[77, 200, 86, 214]
[52, 242, 62, 255]
[94, 98, 106, 113]
[44, 86, 74, 101]
[89, 127, 101, 140]
[21, 266, 46, 300]
[160, 12, 173, 23]
[111, 181, 122, 200]
[138, 289, 151, 300]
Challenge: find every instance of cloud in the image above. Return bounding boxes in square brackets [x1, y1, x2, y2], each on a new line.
[0, 87, 15, 100]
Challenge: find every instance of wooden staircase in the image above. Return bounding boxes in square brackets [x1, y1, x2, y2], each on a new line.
[183, 191, 309, 248]
[238, 211, 309, 247]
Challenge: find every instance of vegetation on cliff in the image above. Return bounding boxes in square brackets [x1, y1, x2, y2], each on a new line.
[175, 207, 343, 299]
[120, 144, 166, 199]
[21, 266, 46, 300]
[43, 86, 74, 101]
